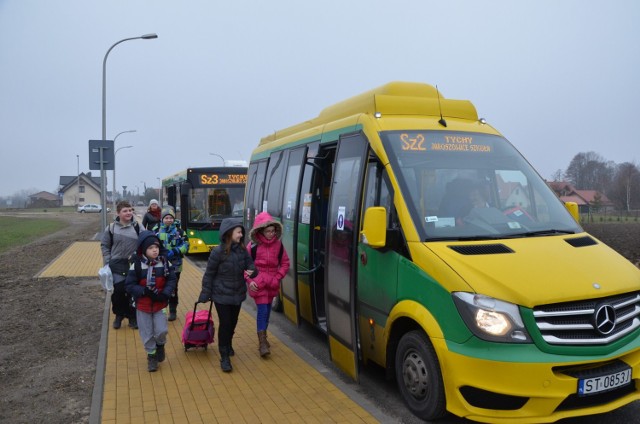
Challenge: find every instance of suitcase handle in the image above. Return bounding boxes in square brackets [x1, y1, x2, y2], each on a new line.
[190, 301, 214, 331]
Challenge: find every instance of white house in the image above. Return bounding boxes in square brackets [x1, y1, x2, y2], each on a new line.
[58, 172, 103, 207]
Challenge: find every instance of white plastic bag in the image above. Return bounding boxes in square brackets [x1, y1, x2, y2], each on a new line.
[98, 264, 113, 292]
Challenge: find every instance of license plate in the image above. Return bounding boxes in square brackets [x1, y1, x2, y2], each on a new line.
[577, 367, 632, 396]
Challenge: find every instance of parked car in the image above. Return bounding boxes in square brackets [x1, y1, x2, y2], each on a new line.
[77, 203, 102, 213]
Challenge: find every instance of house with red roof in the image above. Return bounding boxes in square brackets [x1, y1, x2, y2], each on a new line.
[547, 181, 614, 213]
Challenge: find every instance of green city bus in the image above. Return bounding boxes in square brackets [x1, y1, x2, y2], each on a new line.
[244, 82, 640, 422]
[162, 166, 247, 254]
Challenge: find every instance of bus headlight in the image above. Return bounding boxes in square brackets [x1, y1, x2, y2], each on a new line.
[453, 292, 532, 343]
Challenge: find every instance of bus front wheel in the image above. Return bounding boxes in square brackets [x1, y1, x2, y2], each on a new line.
[395, 330, 447, 421]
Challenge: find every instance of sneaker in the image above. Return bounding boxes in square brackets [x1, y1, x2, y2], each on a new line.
[112, 315, 123, 329]
[156, 344, 166, 362]
[147, 353, 158, 372]
[128, 318, 138, 329]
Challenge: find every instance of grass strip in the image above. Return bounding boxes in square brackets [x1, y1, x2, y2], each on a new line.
[0, 216, 68, 254]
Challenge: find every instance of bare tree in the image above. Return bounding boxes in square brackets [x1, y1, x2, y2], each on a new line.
[550, 169, 564, 182]
[565, 151, 614, 191]
[609, 162, 640, 211]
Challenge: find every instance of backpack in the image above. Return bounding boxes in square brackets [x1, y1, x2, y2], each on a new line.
[250, 241, 283, 264]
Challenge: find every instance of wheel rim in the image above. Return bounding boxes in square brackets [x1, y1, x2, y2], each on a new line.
[402, 349, 429, 400]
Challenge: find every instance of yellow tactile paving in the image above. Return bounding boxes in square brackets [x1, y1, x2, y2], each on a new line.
[36, 241, 103, 278]
[95, 260, 379, 424]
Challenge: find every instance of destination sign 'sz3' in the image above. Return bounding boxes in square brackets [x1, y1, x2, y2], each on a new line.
[199, 173, 247, 185]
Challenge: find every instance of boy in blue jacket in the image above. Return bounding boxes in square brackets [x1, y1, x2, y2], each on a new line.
[155, 206, 188, 321]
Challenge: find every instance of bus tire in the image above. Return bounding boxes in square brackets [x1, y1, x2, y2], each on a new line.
[395, 330, 447, 421]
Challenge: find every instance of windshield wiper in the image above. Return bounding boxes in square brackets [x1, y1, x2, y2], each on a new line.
[426, 235, 506, 242]
[509, 229, 576, 238]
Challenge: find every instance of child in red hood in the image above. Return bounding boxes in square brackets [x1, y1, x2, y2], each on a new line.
[246, 212, 290, 357]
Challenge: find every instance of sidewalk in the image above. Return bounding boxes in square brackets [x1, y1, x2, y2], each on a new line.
[38, 241, 386, 424]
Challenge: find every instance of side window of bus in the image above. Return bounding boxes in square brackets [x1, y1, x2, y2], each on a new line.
[363, 161, 405, 254]
[265, 150, 288, 217]
[246, 160, 267, 227]
[281, 148, 305, 221]
[363, 161, 395, 227]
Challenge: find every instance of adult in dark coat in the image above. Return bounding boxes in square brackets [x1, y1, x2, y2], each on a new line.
[198, 218, 257, 372]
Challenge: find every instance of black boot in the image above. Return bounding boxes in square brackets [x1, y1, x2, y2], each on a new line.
[128, 316, 138, 329]
[112, 315, 123, 329]
[219, 346, 232, 372]
[168, 305, 177, 322]
[147, 353, 158, 372]
[228, 342, 235, 357]
[156, 344, 166, 362]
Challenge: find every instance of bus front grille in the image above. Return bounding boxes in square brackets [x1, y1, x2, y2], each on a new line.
[533, 292, 640, 345]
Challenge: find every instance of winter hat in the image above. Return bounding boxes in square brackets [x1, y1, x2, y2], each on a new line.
[249, 211, 283, 244]
[149, 199, 159, 206]
[137, 230, 161, 255]
[161, 206, 175, 220]
[219, 217, 245, 243]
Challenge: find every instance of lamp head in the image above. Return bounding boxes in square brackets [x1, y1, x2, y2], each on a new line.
[141, 33, 158, 39]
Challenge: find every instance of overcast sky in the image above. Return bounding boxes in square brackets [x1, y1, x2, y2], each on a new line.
[1, 1, 638, 197]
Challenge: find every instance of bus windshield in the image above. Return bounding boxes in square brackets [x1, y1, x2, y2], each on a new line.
[381, 130, 582, 241]
[188, 186, 245, 225]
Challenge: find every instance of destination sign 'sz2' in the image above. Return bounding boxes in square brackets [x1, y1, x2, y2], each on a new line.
[199, 173, 247, 185]
[399, 132, 492, 153]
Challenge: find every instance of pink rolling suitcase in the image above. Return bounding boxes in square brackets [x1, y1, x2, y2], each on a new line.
[182, 301, 215, 351]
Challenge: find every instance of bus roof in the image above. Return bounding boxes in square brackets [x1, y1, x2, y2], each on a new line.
[259, 81, 478, 145]
[162, 169, 188, 186]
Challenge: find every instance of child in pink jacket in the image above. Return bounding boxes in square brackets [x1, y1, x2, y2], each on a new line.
[246, 212, 290, 357]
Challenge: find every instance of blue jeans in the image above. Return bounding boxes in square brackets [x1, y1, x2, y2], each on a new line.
[256, 303, 272, 332]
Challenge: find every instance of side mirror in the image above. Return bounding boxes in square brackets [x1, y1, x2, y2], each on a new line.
[565, 201, 579, 223]
[361, 207, 387, 248]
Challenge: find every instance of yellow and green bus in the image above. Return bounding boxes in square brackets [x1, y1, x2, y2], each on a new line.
[162, 166, 247, 254]
[245, 82, 640, 422]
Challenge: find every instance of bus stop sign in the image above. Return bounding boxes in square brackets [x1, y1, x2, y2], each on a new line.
[88, 140, 114, 170]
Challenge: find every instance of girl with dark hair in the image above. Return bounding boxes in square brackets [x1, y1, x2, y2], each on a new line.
[197, 218, 256, 372]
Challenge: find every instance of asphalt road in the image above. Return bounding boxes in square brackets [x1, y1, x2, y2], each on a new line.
[190, 255, 640, 423]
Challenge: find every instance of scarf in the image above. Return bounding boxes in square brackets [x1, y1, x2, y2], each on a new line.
[149, 208, 161, 220]
[142, 256, 160, 289]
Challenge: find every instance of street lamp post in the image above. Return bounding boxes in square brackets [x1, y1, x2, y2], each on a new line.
[76, 154, 79, 206]
[113, 143, 134, 213]
[100, 33, 157, 231]
[209, 153, 226, 166]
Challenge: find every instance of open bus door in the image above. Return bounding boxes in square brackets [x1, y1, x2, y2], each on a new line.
[324, 133, 367, 380]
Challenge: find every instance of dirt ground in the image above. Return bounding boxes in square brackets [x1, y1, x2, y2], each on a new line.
[0, 212, 638, 424]
[0, 212, 104, 424]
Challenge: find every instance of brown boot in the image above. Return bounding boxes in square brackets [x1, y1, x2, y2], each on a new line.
[258, 330, 270, 357]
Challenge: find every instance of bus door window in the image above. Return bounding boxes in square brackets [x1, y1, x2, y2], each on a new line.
[279, 147, 305, 319]
[208, 188, 231, 218]
[265, 150, 288, 217]
[326, 133, 367, 347]
[189, 189, 208, 224]
[166, 185, 177, 209]
[307, 145, 335, 325]
[246, 160, 267, 228]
